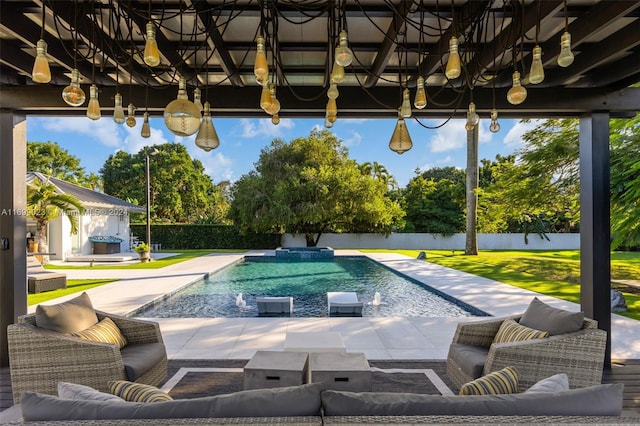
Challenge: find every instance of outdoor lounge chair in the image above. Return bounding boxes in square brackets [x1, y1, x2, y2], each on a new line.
[257, 296, 293, 316]
[327, 292, 364, 317]
[26, 255, 66, 293]
[446, 300, 607, 391]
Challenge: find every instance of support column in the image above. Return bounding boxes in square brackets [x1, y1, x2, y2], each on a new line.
[579, 112, 611, 367]
[465, 124, 479, 255]
[0, 110, 27, 367]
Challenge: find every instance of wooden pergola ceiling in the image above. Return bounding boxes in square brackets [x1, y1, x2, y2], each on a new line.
[0, 0, 639, 118]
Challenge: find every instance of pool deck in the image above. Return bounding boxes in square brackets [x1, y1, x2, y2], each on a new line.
[42, 250, 640, 361]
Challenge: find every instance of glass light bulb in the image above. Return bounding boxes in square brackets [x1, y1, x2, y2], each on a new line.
[327, 114, 337, 123]
[389, 114, 413, 154]
[400, 88, 412, 118]
[32, 39, 51, 83]
[557, 31, 574, 67]
[529, 45, 544, 84]
[265, 84, 280, 115]
[193, 87, 203, 112]
[507, 71, 527, 105]
[331, 61, 345, 84]
[141, 112, 151, 138]
[271, 114, 280, 125]
[489, 109, 500, 133]
[86, 84, 101, 120]
[445, 36, 461, 80]
[326, 98, 338, 117]
[466, 102, 479, 126]
[325, 117, 334, 128]
[164, 77, 202, 136]
[126, 103, 136, 127]
[195, 102, 220, 152]
[414, 76, 427, 109]
[327, 82, 339, 99]
[260, 84, 272, 110]
[254, 35, 269, 86]
[62, 69, 86, 106]
[334, 30, 353, 67]
[113, 93, 125, 124]
[144, 22, 160, 67]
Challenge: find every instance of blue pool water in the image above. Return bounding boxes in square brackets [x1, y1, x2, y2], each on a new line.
[135, 257, 487, 318]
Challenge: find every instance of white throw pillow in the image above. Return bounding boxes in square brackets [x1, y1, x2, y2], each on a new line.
[58, 382, 123, 402]
[524, 373, 570, 393]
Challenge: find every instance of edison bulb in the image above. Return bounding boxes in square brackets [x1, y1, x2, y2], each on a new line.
[195, 102, 220, 152]
[86, 84, 101, 120]
[271, 114, 280, 125]
[326, 98, 338, 117]
[141, 112, 151, 138]
[62, 69, 86, 106]
[414, 76, 427, 109]
[400, 88, 412, 118]
[331, 62, 345, 84]
[254, 35, 269, 85]
[465, 122, 475, 131]
[327, 82, 339, 99]
[264, 84, 280, 115]
[466, 102, 479, 126]
[193, 87, 203, 112]
[260, 84, 272, 110]
[113, 93, 125, 124]
[32, 39, 51, 83]
[143, 22, 160, 67]
[388, 115, 413, 154]
[126, 103, 136, 127]
[445, 36, 461, 80]
[489, 109, 500, 133]
[326, 113, 337, 123]
[164, 77, 202, 137]
[507, 71, 527, 105]
[335, 31, 353, 67]
[529, 45, 544, 84]
[557, 31, 574, 67]
[325, 117, 334, 128]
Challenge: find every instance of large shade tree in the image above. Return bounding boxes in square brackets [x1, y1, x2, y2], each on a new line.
[27, 141, 102, 190]
[229, 130, 404, 246]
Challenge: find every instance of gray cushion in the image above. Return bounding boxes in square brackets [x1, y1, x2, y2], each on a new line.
[120, 343, 166, 381]
[57, 382, 123, 402]
[35, 292, 99, 334]
[447, 343, 489, 379]
[519, 297, 584, 335]
[21, 382, 325, 421]
[321, 383, 623, 417]
[524, 373, 570, 394]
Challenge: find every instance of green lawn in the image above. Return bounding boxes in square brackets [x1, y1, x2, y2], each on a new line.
[44, 249, 246, 270]
[28, 279, 116, 305]
[360, 249, 640, 321]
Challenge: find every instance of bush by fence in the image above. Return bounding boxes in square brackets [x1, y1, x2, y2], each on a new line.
[130, 224, 281, 249]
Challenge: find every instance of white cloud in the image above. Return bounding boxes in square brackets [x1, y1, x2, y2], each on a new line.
[122, 122, 169, 154]
[41, 117, 122, 148]
[438, 155, 453, 164]
[341, 130, 362, 147]
[340, 118, 370, 124]
[238, 118, 294, 139]
[429, 119, 467, 153]
[503, 120, 540, 149]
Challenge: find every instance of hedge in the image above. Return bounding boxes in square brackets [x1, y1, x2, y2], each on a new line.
[130, 224, 281, 249]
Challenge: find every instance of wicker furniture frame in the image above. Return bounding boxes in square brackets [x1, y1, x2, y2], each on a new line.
[7, 310, 167, 404]
[446, 315, 607, 391]
[26, 256, 66, 293]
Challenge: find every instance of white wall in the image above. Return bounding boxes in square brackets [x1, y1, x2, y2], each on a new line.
[282, 233, 580, 250]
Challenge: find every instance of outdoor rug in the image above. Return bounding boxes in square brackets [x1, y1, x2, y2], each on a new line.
[161, 359, 456, 399]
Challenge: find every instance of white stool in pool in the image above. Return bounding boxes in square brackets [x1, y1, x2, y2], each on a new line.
[256, 296, 293, 316]
[327, 292, 364, 317]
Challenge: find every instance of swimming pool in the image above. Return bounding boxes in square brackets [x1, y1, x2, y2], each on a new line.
[134, 257, 488, 318]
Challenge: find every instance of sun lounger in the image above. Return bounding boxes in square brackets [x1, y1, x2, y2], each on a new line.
[256, 296, 293, 316]
[27, 255, 66, 293]
[327, 292, 364, 317]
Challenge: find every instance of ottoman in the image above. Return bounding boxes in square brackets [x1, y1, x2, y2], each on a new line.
[243, 350, 309, 390]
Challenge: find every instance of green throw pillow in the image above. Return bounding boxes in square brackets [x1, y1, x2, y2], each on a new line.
[459, 366, 519, 395]
[493, 318, 549, 344]
[109, 381, 173, 403]
[69, 317, 128, 349]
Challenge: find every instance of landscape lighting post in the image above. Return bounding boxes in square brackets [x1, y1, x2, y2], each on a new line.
[145, 147, 159, 250]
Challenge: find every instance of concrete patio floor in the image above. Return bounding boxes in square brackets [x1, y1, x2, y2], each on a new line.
[39, 250, 640, 361]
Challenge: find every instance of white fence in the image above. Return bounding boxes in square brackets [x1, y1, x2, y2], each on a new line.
[282, 233, 580, 250]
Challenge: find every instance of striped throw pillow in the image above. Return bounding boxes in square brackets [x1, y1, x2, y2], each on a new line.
[459, 366, 519, 395]
[493, 318, 549, 344]
[69, 317, 127, 349]
[109, 381, 173, 403]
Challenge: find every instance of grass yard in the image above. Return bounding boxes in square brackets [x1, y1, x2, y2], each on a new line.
[361, 249, 640, 321]
[28, 279, 116, 305]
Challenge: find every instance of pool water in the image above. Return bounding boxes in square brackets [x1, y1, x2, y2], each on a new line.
[135, 257, 487, 318]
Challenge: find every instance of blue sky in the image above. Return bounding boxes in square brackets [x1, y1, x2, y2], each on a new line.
[26, 115, 538, 188]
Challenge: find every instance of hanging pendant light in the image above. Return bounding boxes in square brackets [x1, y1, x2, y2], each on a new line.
[400, 88, 412, 118]
[254, 35, 269, 85]
[465, 102, 479, 131]
[445, 36, 461, 80]
[334, 31, 353, 67]
[260, 84, 272, 110]
[32, 39, 51, 83]
[331, 61, 345, 84]
[113, 93, 125, 124]
[414, 76, 427, 109]
[489, 109, 500, 133]
[271, 114, 280, 125]
[143, 22, 160, 67]
[529, 45, 544, 84]
[141, 112, 151, 138]
[325, 116, 334, 128]
[327, 82, 339, 99]
[195, 102, 220, 152]
[86, 84, 101, 120]
[326, 98, 338, 120]
[507, 71, 527, 105]
[164, 77, 201, 137]
[126, 103, 136, 127]
[389, 110, 413, 154]
[557, 31, 574, 67]
[193, 87, 203, 112]
[62, 69, 86, 106]
[264, 84, 280, 115]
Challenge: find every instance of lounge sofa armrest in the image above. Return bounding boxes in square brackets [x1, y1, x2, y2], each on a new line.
[484, 327, 607, 390]
[452, 315, 521, 347]
[96, 310, 163, 345]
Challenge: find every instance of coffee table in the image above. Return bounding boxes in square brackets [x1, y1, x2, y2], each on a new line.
[310, 352, 372, 392]
[243, 350, 308, 390]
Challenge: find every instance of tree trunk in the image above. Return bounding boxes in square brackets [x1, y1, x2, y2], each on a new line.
[305, 233, 317, 247]
[36, 220, 50, 263]
[465, 124, 479, 255]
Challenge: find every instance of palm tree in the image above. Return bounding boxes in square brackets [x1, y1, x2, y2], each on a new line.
[359, 161, 398, 191]
[27, 176, 85, 259]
